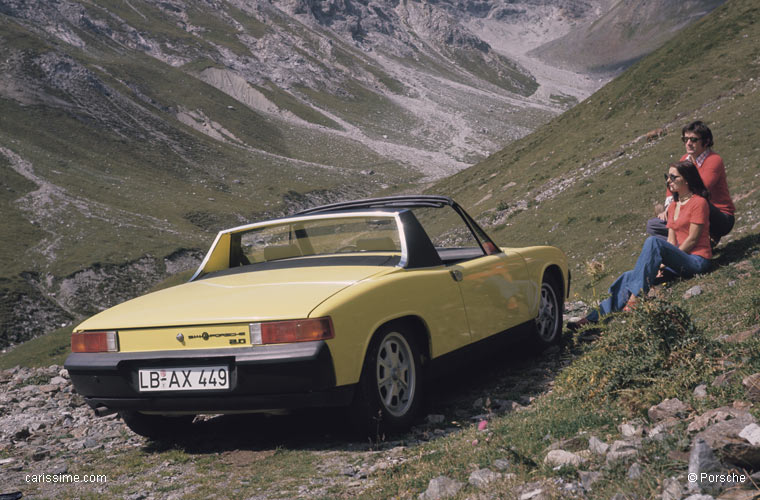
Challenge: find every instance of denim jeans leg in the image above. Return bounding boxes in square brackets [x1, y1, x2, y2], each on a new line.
[585, 237, 710, 322]
[587, 271, 636, 322]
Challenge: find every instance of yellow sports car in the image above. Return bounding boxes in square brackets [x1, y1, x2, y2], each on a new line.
[65, 195, 569, 438]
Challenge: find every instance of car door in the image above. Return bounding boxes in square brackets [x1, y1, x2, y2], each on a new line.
[448, 251, 532, 343]
[411, 203, 533, 344]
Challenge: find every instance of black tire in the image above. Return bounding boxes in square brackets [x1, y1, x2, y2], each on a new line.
[119, 411, 195, 440]
[350, 324, 425, 437]
[533, 274, 563, 347]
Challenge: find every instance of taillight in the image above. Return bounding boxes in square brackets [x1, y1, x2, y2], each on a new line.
[249, 318, 334, 345]
[71, 331, 119, 353]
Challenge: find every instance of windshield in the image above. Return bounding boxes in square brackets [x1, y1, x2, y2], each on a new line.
[230, 215, 402, 265]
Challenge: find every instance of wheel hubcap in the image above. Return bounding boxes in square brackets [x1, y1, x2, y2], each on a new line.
[536, 283, 559, 342]
[376, 332, 415, 417]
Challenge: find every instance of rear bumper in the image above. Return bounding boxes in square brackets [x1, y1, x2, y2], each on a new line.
[64, 341, 355, 414]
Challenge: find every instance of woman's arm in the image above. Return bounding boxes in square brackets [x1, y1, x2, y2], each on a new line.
[679, 223, 704, 253]
[667, 228, 677, 247]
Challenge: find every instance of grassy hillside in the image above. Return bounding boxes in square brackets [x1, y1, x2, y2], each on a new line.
[433, 0, 760, 296]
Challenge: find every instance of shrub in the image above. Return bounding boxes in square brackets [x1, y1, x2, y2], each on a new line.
[557, 298, 724, 413]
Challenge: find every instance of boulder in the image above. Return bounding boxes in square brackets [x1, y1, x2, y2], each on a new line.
[695, 410, 760, 469]
[468, 468, 501, 489]
[662, 477, 684, 500]
[578, 470, 602, 491]
[688, 438, 735, 495]
[544, 449, 585, 467]
[418, 476, 463, 500]
[688, 407, 754, 433]
[649, 398, 691, 422]
[606, 440, 640, 466]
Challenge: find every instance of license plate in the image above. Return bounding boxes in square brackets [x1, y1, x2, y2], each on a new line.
[138, 366, 229, 392]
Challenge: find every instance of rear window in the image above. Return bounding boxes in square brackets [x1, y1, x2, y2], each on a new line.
[232, 215, 402, 265]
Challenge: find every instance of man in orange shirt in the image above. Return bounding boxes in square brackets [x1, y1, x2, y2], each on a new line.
[646, 121, 735, 247]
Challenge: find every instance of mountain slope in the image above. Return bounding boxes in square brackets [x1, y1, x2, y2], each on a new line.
[531, 0, 726, 72]
[0, 0, 727, 347]
[429, 0, 760, 295]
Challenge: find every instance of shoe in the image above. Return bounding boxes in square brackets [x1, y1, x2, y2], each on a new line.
[567, 317, 591, 331]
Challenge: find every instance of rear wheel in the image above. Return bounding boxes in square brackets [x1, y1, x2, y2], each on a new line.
[119, 411, 195, 440]
[350, 324, 424, 436]
[534, 275, 563, 347]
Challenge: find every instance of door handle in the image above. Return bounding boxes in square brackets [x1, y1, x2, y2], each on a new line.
[450, 269, 463, 281]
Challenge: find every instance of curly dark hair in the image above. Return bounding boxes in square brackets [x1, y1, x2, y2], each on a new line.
[682, 120, 714, 149]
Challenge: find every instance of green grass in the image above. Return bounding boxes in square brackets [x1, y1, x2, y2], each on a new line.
[0, 325, 73, 369]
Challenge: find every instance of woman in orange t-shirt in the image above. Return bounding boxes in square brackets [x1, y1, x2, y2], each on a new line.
[570, 161, 712, 327]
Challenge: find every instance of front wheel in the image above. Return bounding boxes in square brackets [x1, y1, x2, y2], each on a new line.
[534, 275, 563, 347]
[350, 325, 424, 436]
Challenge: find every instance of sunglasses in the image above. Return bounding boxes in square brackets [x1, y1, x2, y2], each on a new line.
[682, 136, 701, 143]
[664, 173, 682, 182]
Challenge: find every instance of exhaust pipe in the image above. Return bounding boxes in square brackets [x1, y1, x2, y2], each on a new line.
[93, 406, 117, 417]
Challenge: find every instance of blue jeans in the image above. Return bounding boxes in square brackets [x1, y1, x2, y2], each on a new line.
[587, 237, 711, 322]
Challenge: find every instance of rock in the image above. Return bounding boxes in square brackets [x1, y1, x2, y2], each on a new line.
[588, 436, 609, 455]
[83, 437, 99, 449]
[620, 421, 646, 438]
[492, 458, 511, 471]
[519, 489, 547, 500]
[742, 374, 760, 402]
[544, 450, 585, 467]
[418, 476, 463, 500]
[649, 398, 691, 422]
[688, 438, 726, 495]
[493, 399, 523, 413]
[468, 468, 501, 489]
[662, 477, 684, 500]
[628, 462, 643, 479]
[738, 423, 760, 446]
[339, 465, 355, 476]
[684, 285, 703, 299]
[695, 410, 760, 469]
[547, 435, 588, 452]
[688, 407, 754, 433]
[49, 376, 68, 385]
[694, 385, 709, 399]
[719, 326, 760, 344]
[578, 470, 602, 491]
[712, 371, 737, 388]
[684, 495, 715, 500]
[606, 440, 640, 466]
[649, 418, 680, 441]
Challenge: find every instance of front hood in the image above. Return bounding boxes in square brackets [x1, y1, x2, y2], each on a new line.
[76, 265, 392, 331]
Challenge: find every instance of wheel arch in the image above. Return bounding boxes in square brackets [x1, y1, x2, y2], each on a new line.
[542, 264, 566, 299]
[366, 315, 432, 367]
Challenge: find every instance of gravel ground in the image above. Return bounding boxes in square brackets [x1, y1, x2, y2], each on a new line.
[0, 334, 570, 499]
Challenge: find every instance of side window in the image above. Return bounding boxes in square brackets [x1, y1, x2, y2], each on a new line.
[412, 206, 485, 263]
